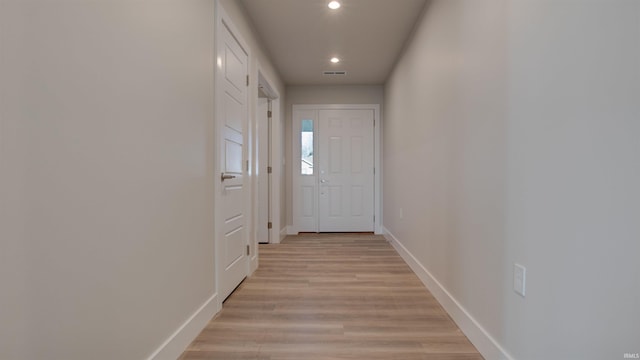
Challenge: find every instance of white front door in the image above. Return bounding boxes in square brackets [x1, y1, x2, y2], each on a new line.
[318, 109, 374, 232]
[218, 22, 249, 301]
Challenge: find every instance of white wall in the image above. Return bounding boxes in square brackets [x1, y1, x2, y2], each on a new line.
[285, 85, 384, 228]
[1, 1, 212, 359]
[0, 1, 286, 358]
[384, 0, 509, 356]
[504, 1, 640, 358]
[384, 0, 640, 359]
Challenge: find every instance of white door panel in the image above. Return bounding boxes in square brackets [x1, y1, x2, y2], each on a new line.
[302, 185, 315, 217]
[318, 109, 374, 232]
[218, 22, 249, 301]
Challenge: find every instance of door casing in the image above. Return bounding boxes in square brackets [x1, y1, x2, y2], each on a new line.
[253, 69, 280, 247]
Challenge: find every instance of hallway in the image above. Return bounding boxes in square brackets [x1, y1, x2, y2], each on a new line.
[3, 1, 639, 358]
[180, 234, 481, 359]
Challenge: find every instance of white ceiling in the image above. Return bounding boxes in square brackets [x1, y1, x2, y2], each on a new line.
[239, 0, 428, 85]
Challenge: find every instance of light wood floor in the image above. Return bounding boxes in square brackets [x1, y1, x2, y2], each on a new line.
[179, 233, 483, 360]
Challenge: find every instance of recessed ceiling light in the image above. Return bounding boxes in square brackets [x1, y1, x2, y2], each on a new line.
[328, 1, 341, 10]
[330, 57, 340, 63]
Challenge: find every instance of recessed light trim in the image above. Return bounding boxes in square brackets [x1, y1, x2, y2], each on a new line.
[328, 1, 341, 10]
[330, 57, 340, 63]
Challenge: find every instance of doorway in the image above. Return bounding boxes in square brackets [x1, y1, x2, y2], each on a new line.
[255, 72, 279, 244]
[292, 105, 381, 234]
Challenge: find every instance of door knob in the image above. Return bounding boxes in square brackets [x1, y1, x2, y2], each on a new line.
[221, 173, 236, 181]
[321, 179, 328, 183]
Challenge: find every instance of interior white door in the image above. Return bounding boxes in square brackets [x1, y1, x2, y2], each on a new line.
[219, 23, 249, 301]
[318, 109, 374, 232]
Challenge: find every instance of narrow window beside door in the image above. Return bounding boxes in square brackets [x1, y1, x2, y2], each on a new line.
[301, 119, 314, 175]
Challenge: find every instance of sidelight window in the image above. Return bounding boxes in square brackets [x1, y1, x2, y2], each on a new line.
[301, 119, 313, 175]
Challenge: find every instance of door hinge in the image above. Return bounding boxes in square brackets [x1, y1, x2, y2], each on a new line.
[246, 244, 250, 256]
[268, 222, 272, 229]
[246, 160, 249, 172]
[267, 110, 272, 118]
[246, 75, 249, 87]
[267, 166, 272, 174]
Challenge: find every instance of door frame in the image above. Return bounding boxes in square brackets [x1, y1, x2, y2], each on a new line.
[291, 104, 382, 235]
[214, 2, 251, 309]
[252, 66, 281, 250]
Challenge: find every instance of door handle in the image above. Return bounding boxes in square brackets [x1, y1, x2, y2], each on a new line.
[221, 173, 236, 182]
[321, 179, 328, 183]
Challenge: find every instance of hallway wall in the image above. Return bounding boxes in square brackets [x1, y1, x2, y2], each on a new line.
[0, 2, 217, 359]
[0, 1, 284, 359]
[383, 0, 640, 359]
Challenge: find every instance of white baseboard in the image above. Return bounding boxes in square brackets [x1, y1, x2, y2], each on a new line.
[147, 293, 220, 360]
[286, 225, 298, 236]
[382, 227, 514, 360]
[279, 226, 288, 242]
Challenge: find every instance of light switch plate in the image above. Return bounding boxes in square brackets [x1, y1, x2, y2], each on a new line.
[514, 263, 526, 297]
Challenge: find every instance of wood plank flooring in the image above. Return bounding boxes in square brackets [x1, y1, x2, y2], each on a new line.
[179, 233, 483, 360]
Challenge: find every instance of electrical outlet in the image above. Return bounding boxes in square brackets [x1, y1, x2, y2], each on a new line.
[514, 263, 526, 297]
